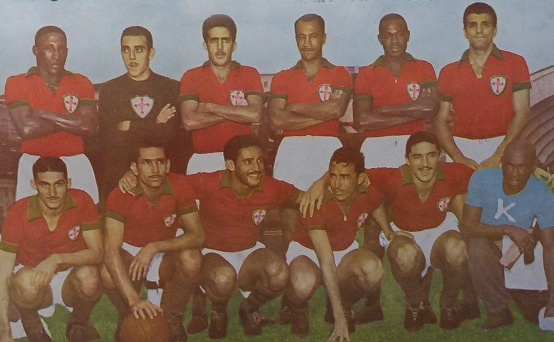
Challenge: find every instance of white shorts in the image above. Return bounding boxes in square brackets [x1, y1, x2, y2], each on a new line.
[380, 212, 459, 275]
[446, 136, 504, 164]
[121, 242, 165, 305]
[503, 235, 547, 290]
[16, 153, 99, 203]
[202, 241, 265, 297]
[285, 240, 359, 267]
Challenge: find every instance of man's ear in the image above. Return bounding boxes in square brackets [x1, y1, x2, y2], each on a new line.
[225, 159, 235, 171]
[31, 178, 37, 191]
[32, 45, 38, 57]
[131, 162, 139, 176]
[166, 159, 171, 173]
[149, 47, 156, 60]
[232, 41, 237, 52]
[357, 173, 365, 185]
[67, 178, 72, 189]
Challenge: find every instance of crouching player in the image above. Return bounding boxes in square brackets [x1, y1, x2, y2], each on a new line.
[0, 157, 103, 342]
[277, 147, 385, 340]
[101, 142, 204, 342]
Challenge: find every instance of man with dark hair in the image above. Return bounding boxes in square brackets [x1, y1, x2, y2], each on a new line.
[461, 139, 554, 330]
[433, 2, 531, 169]
[179, 14, 264, 154]
[303, 131, 477, 332]
[268, 13, 351, 137]
[102, 142, 204, 342]
[354, 13, 438, 141]
[5, 25, 99, 203]
[98, 25, 182, 207]
[0, 157, 103, 342]
[276, 147, 385, 340]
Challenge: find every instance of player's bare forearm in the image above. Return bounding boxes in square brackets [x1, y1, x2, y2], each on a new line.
[150, 213, 205, 253]
[180, 100, 226, 130]
[207, 95, 263, 124]
[39, 105, 99, 137]
[8, 106, 59, 139]
[56, 230, 103, 267]
[0, 252, 16, 342]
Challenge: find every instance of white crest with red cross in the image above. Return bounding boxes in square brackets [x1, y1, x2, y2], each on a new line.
[490, 75, 507, 96]
[230, 90, 248, 106]
[63, 94, 79, 114]
[252, 209, 267, 226]
[165, 213, 177, 228]
[406, 82, 421, 101]
[130, 95, 154, 118]
[318, 84, 333, 101]
[68, 226, 80, 241]
[437, 197, 451, 213]
[357, 212, 369, 228]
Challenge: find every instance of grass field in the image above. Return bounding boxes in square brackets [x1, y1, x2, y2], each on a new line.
[15, 233, 554, 342]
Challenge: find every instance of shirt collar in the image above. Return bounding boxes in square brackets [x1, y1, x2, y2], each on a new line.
[202, 60, 242, 70]
[400, 162, 446, 185]
[292, 58, 335, 70]
[219, 169, 264, 192]
[371, 53, 417, 68]
[26, 66, 74, 77]
[457, 44, 503, 68]
[27, 192, 78, 221]
[133, 177, 174, 198]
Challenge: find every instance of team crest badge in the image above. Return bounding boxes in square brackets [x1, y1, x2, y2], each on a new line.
[230, 90, 248, 106]
[68, 226, 80, 241]
[490, 75, 507, 96]
[63, 94, 79, 114]
[252, 209, 267, 226]
[318, 84, 333, 101]
[357, 213, 369, 228]
[130, 95, 154, 118]
[437, 197, 451, 213]
[406, 82, 421, 101]
[164, 213, 177, 227]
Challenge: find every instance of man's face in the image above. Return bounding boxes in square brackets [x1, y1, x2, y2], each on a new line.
[329, 162, 360, 202]
[406, 142, 440, 184]
[228, 146, 265, 189]
[295, 20, 326, 62]
[463, 13, 497, 51]
[204, 27, 235, 67]
[121, 35, 153, 81]
[131, 147, 170, 189]
[33, 32, 68, 77]
[378, 19, 410, 59]
[31, 171, 70, 212]
[502, 148, 534, 195]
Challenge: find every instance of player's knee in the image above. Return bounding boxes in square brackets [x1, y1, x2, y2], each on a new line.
[360, 257, 384, 286]
[264, 257, 288, 290]
[73, 266, 101, 298]
[176, 249, 202, 277]
[289, 257, 319, 299]
[391, 243, 420, 275]
[210, 264, 237, 292]
[444, 237, 467, 268]
[11, 267, 40, 297]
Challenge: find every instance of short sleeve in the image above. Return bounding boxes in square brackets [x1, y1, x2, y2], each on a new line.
[465, 171, 486, 208]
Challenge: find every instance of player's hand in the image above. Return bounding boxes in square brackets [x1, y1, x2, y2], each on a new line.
[328, 315, 350, 342]
[129, 243, 157, 282]
[129, 298, 163, 320]
[31, 255, 59, 288]
[300, 178, 327, 218]
[506, 226, 534, 252]
[479, 154, 501, 169]
[456, 156, 479, 170]
[156, 103, 176, 124]
[119, 171, 137, 195]
[533, 167, 554, 191]
[330, 89, 343, 101]
[117, 120, 131, 131]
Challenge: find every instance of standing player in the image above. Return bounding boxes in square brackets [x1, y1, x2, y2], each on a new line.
[433, 2, 531, 169]
[179, 14, 264, 154]
[5, 26, 99, 203]
[303, 131, 478, 332]
[0, 157, 103, 342]
[277, 147, 385, 340]
[98, 26, 181, 206]
[102, 142, 204, 342]
[461, 139, 554, 329]
[268, 13, 352, 137]
[353, 13, 438, 141]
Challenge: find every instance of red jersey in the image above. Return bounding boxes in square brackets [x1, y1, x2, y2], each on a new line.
[4, 68, 96, 157]
[185, 170, 301, 252]
[0, 189, 99, 267]
[179, 62, 265, 153]
[354, 55, 437, 137]
[438, 46, 531, 139]
[270, 59, 352, 137]
[367, 163, 473, 232]
[105, 173, 197, 247]
[293, 186, 381, 251]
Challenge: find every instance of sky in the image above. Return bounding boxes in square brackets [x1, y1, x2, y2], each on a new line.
[0, 0, 553, 87]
